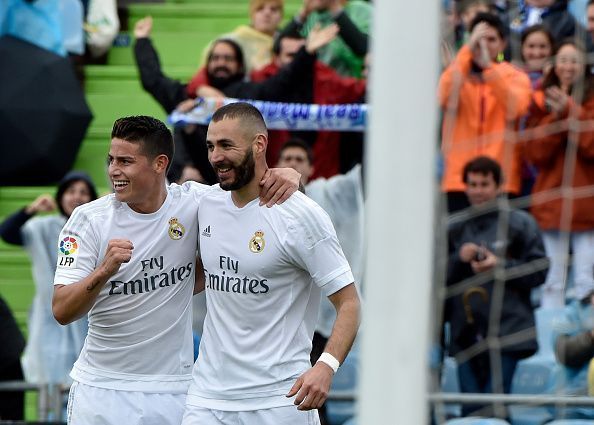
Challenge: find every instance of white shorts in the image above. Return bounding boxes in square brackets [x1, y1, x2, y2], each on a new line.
[67, 381, 186, 425]
[181, 404, 321, 425]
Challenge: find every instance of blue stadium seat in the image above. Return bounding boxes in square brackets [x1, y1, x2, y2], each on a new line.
[440, 356, 462, 419]
[534, 308, 566, 359]
[543, 421, 594, 425]
[508, 358, 558, 425]
[445, 417, 511, 424]
[342, 417, 358, 425]
[508, 307, 566, 425]
[326, 348, 358, 425]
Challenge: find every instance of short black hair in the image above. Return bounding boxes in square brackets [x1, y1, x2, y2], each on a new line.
[273, 27, 304, 55]
[211, 102, 267, 136]
[588, 0, 594, 7]
[462, 156, 502, 185]
[111, 116, 174, 170]
[278, 138, 313, 164]
[469, 12, 507, 40]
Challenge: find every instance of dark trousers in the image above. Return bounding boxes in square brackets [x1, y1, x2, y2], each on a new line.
[457, 352, 520, 417]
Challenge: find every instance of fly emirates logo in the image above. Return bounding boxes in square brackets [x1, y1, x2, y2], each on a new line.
[108, 255, 193, 296]
[204, 255, 269, 295]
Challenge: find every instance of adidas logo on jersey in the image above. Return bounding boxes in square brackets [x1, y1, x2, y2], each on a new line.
[202, 225, 211, 237]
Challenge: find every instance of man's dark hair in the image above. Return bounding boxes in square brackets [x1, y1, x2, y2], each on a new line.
[462, 156, 502, 185]
[273, 27, 304, 55]
[211, 102, 267, 136]
[278, 138, 313, 164]
[469, 12, 507, 40]
[588, 0, 594, 7]
[111, 116, 174, 169]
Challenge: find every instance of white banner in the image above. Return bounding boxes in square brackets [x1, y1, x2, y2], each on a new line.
[168, 97, 367, 132]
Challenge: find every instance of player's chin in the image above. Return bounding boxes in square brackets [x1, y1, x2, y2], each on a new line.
[218, 175, 237, 191]
[219, 180, 235, 191]
[114, 191, 130, 202]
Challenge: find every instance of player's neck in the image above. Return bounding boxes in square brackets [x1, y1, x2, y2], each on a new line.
[127, 184, 167, 214]
[231, 166, 267, 208]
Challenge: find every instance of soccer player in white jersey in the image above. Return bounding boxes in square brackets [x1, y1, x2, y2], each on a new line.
[51, 115, 300, 425]
[182, 103, 362, 425]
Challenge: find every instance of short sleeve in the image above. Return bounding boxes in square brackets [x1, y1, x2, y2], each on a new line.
[54, 207, 100, 285]
[283, 201, 354, 297]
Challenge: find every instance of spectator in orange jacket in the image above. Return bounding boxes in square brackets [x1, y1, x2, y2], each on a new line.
[439, 12, 532, 212]
[525, 39, 594, 308]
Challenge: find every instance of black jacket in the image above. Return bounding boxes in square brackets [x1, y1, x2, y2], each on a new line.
[133, 37, 317, 111]
[133, 38, 188, 114]
[540, 0, 588, 48]
[445, 206, 549, 357]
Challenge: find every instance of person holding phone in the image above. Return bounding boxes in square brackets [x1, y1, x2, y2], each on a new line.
[444, 156, 548, 416]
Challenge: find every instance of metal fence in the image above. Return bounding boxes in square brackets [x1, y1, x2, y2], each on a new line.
[0, 381, 66, 423]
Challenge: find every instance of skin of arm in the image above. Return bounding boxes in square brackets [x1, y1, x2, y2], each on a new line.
[52, 239, 133, 325]
[259, 168, 302, 206]
[194, 256, 205, 295]
[286, 283, 361, 410]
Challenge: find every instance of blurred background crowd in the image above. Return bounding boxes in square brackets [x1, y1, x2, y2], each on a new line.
[6, 0, 594, 424]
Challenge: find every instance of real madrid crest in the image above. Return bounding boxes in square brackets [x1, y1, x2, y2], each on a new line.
[249, 230, 265, 253]
[168, 217, 185, 240]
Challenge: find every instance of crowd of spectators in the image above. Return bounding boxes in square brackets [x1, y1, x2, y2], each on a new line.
[440, 0, 594, 420]
[1, 0, 370, 422]
[11, 0, 594, 422]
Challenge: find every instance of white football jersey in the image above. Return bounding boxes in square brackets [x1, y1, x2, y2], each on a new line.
[54, 182, 211, 393]
[186, 189, 354, 410]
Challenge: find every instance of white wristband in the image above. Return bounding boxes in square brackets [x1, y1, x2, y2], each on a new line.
[317, 352, 340, 373]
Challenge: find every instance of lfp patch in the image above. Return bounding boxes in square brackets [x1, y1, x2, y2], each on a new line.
[58, 236, 79, 268]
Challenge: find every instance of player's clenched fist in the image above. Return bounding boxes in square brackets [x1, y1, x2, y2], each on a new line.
[100, 239, 134, 277]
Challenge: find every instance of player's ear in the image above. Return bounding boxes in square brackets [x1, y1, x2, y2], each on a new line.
[253, 134, 267, 156]
[154, 154, 169, 174]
